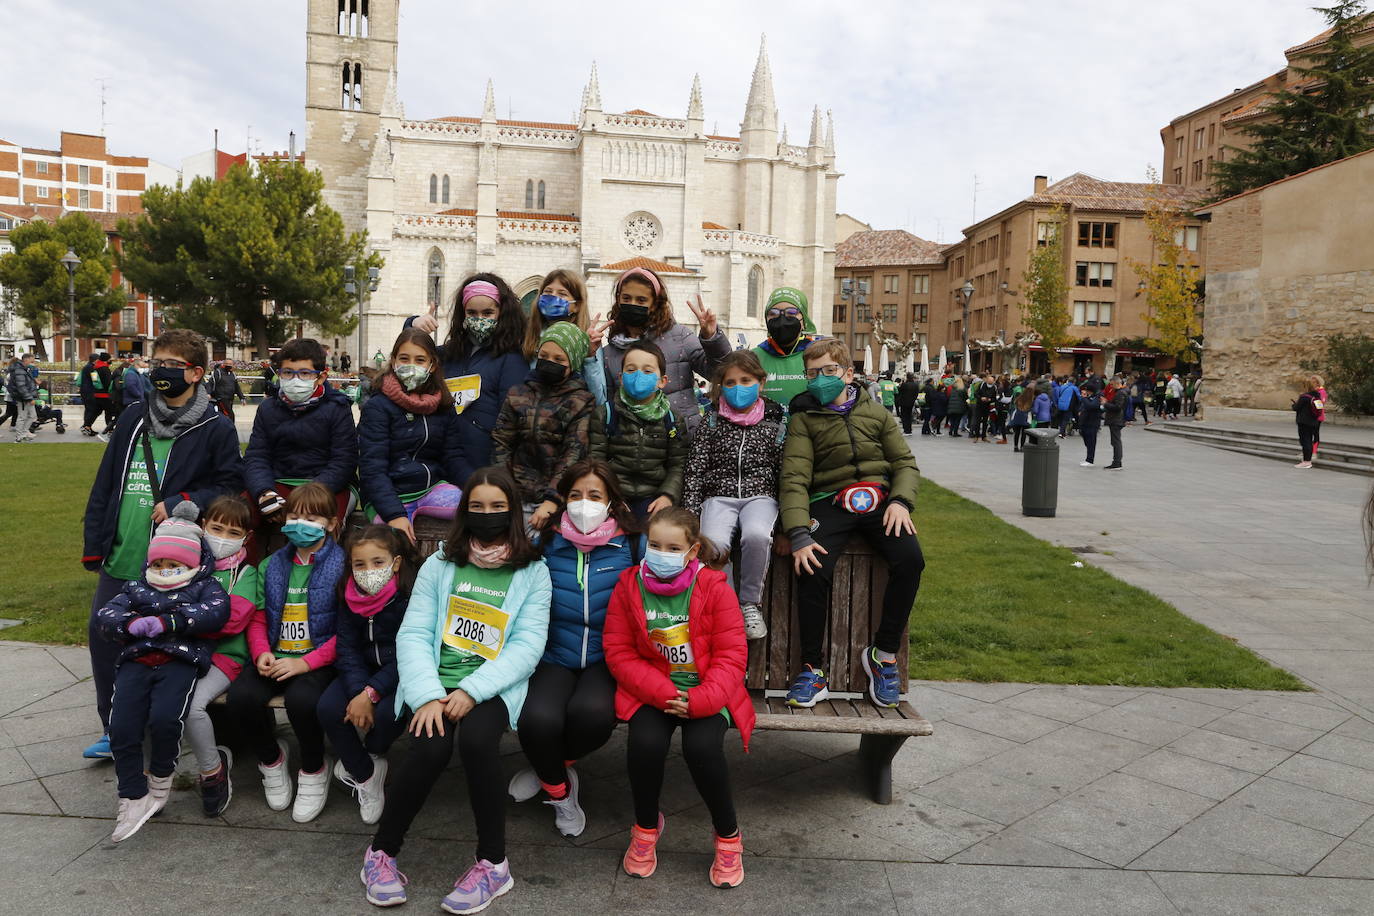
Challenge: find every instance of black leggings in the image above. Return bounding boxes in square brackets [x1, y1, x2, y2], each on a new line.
[1299, 425, 1316, 462]
[225, 664, 335, 772]
[1012, 426, 1027, 449]
[373, 697, 508, 863]
[82, 401, 104, 430]
[517, 661, 617, 787]
[628, 706, 736, 836]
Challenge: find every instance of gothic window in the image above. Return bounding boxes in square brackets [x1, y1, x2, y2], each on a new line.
[338, 0, 369, 37]
[341, 61, 363, 110]
[537, 180, 546, 209]
[428, 174, 437, 203]
[441, 175, 450, 204]
[426, 249, 444, 311]
[338, 0, 347, 34]
[747, 265, 763, 318]
[622, 212, 661, 252]
[524, 180, 534, 209]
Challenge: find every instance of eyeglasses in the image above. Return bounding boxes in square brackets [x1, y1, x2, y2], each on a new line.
[766, 307, 802, 319]
[803, 364, 846, 380]
[277, 368, 322, 381]
[148, 358, 192, 370]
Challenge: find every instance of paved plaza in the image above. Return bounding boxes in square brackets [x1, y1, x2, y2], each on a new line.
[2, 421, 1373, 913]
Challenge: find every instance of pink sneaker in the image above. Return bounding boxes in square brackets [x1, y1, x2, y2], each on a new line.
[623, 813, 666, 878]
[441, 858, 513, 914]
[360, 846, 408, 907]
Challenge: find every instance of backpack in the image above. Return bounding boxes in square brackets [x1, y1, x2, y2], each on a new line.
[110, 369, 126, 405]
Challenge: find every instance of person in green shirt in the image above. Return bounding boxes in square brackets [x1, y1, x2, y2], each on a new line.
[878, 375, 898, 412]
[751, 286, 819, 408]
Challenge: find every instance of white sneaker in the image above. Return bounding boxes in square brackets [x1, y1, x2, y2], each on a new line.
[1079, 461, 1093, 467]
[292, 758, 331, 823]
[741, 603, 768, 640]
[112, 793, 161, 842]
[544, 767, 585, 838]
[258, 739, 293, 811]
[336, 756, 388, 825]
[147, 773, 173, 812]
[508, 766, 540, 803]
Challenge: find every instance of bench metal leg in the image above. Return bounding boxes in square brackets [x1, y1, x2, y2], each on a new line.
[859, 734, 908, 805]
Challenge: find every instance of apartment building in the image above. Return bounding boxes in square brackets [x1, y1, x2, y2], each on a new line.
[833, 229, 946, 373]
[0, 131, 175, 215]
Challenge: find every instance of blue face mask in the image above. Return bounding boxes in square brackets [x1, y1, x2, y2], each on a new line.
[622, 369, 660, 401]
[537, 294, 572, 318]
[282, 519, 326, 548]
[644, 547, 689, 579]
[723, 383, 760, 410]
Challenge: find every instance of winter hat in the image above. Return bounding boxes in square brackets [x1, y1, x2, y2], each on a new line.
[147, 501, 204, 568]
[538, 321, 590, 371]
[766, 286, 816, 333]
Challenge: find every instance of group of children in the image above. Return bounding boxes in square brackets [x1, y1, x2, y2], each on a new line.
[79, 265, 926, 913]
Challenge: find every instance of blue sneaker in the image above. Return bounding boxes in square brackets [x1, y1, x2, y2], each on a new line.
[82, 733, 112, 759]
[361, 846, 408, 907]
[441, 858, 513, 914]
[785, 666, 829, 708]
[863, 646, 901, 708]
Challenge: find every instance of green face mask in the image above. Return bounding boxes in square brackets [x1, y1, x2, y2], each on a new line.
[464, 315, 497, 346]
[807, 373, 846, 404]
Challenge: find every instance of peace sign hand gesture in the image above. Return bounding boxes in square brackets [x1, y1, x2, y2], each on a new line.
[586, 313, 612, 354]
[687, 294, 717, 338]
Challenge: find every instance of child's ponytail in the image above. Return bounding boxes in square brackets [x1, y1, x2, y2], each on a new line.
[648, 506, 723, 567]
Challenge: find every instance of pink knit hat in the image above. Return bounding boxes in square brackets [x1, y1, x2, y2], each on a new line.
[147, 502, 204, 568]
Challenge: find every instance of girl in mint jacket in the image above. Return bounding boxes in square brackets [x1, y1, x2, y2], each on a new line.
[359, 467, 551, 913]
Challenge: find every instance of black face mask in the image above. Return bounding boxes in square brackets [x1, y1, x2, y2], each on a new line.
[617, 304, 651, 328]
[533, 359, 567, 386]
[464, 509, 510, 543]
[767, 315, 802, 347]
[150, 366, 193, 398]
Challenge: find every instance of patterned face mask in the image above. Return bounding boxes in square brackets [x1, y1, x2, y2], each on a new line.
[394, 363, 431, 391]
[353, 565, 396, 595]
[464, 315, 497, 346]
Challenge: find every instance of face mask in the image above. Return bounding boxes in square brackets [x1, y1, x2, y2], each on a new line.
[138, 367, 150, 375]
[566, 499, 610, 534]
[279, 377, 318, 404]
[533, 358, 567, 386]
[282, 519, 327, 548]
[204, 534, 245, 560]
[464, 509, 510, 542]
[807, 373, 846, 405]
[644, 547, 690, 580]
[723, 383, 760, 410]
[147, 565, 197, 591]
[394, 363, 430, 391]
[766, 315, 802, 347]
[354, 565, 396, 596]
[622, 369, 660, 401]
[150, 366, 192, 398]
[617, 303, 651, 327]
[537, 294, 572, 318]
[465, 315, 497, 346]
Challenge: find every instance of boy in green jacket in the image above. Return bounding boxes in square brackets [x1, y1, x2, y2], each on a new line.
[780, 338, 924, 709]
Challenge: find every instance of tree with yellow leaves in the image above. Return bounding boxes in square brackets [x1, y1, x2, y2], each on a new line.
[1020, 205, 1072, 357]
[1129, 185, 1202, 363]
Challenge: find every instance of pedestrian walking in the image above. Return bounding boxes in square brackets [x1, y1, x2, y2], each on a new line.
[896, 373, 920, 435]
[5, 353, 38, 443]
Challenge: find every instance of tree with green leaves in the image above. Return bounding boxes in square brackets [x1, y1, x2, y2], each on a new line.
[1211, 1, 1374, 199]
[117, 160, 381, 358]
[1129, 191, 1203, 363]
[1020, 205, 1071, 357]
[0, 212, 125, 361]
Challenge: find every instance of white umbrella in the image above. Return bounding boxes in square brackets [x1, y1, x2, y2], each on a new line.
[963, 344, 971, 371]
[919, 341, 930, 375]
[937, 345, 947, 374]
[904, 348, 915, 376]
[862, 344, 874, 375]
[879, 344, 890, 375]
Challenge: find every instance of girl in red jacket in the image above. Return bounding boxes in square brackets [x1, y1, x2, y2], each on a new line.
[603, 507, 754, 889]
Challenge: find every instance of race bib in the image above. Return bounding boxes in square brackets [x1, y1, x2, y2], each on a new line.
[649, 623, 697, 675]
[445, 374, 482, 415]
[443, 594, 509, 661]
[277, 602, 312, 653]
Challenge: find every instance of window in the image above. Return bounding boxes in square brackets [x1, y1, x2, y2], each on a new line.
[537, 180, 546, 209]
[78, 164, 90, 184]
[338, 0, 369, 37]
[1208, 123, 1215, 146]
[122, 307, 137, 331]
[1191, 160, 1203, 182]
[857, 304, 872, 323]
[36, 161, 47, 175]
[1175, 136, 1184, 159]
[1194, 127, 1205, 150]
[341, 61, 363, 110]
[1173, 167, 1183, 184]
[524, 179, 533, 209]
[954, 256, 964, 276]
[976, 240, 987, 263]
[36, 186, 48, 198]
[833, 304, 846, 323]
[747, 265, 763, 318]
[0, 217, 9, 230]
[1174, 226, 1200, 251]
[441, 175, 450, 204]
[883, 304, 898, 323]
[912, 304, 928, 323]
[1036, 221, 1059, 247]
[426, 248, 444, 310]
[78, 189, 90, 209]
[1076, 221, 1117, 248]
[1072, 301, 1112, 327]
[428, 174, 437, 203]
[883, 274, 898, 294]
[1074, 261, 1115, 288]
[910, 274, 930, 294]
[989, 235, 999, 260]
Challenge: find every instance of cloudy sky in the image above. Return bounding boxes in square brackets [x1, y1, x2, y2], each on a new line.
[7, 0, 1325, 242]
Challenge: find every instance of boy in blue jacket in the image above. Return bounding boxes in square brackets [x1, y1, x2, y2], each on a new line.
[81, 328, 242, 761]
[94, 504, 229, 842]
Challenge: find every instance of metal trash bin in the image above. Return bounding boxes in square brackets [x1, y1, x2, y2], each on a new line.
[1022, 428, 1060, 517]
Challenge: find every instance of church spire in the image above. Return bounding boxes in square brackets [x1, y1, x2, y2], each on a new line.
[380, 67, 402, 120]
[482, 78, 496, 122]
[743, 35, 777, 131]
[825, 109, 836, 161]
[586, 62, 602, 111]
[808, 105, 823, 147]
[688, 73, 703, 121]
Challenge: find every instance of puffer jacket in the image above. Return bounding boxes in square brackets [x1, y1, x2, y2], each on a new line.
[420, 332, 530, 482]
[491, 374, 594, 505]
[1103, 390, 1127, 428]
[247, 538, 346, 670]
[358, 390, 467, 522]
[945, 386, 968, 416]
[588, 400, 689, 502]
[680, 399, 787, 514]
[93, 549, 230, 675]
[780, 386, 920, 536]
[333, 585, 408, 699]
[542, 530, 637, 669]
[243, 385, 358, 496]
[599, 322, 730, 436]
[5, 361, 36, 402]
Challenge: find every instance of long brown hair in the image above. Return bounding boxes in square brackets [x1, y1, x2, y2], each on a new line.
[610, 266, 675, 338]
[386, 327, 453, 409]
[551, 459, 639, 540]
[445, 273, 526, 359]
[1015, 388, 1034, 411]
[707, 349, 767, 404]
[441, 466, 540, 568]
[336, 524, 420, 605]
[647, 506, 722, 567]
[521, 268, 590, 359]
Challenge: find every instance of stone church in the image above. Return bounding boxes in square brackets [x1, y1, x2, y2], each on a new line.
[304, 0, 839, 361]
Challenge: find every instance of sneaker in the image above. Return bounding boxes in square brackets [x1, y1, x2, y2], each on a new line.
[1079, 461, 1093, 467]
[111, 793, 161, 842]
[96, 431, 109, 442]
[740, 603, 767, 640]
[785, 666, 829, 708]
[862, 646, 901, 708]
[622, 813, 665, 878]
[293, 759, 331, 822]
[709, 832, 745, 888]
[1105, 464, 1123, 471]
[441, 858, 514, 914]
[200, 746, 234, 817]
[544, 767, 585, 838]
[80, 426, 94, 437]
[82, 733, 113, 759]
[361, 845, 409, 908]
[258, 739, 293, 811]
[1295, 461, 1313, 469]
[336, 756, 387, 825]
[508, 766, 540, 803]
[147, 772, 173, 812]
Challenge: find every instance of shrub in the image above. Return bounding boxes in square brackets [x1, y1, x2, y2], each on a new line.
[1304, 334, 1374, 416]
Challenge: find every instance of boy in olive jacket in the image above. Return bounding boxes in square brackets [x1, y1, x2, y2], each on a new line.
[780, 338, 924, 709]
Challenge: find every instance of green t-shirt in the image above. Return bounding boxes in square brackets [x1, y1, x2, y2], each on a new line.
[753, 346, 808, 407]
[437, 563, 515, 689]
[104, 436, 173, 581]
[274, 562, 315, 657]
[640, 578, 729, 721]
[211, 564, 258, 667]
[879, 379, 897, 407]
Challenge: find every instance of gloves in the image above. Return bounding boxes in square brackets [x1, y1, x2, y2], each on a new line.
[259, 491, 286, 516]
[83, 558, 103, 573]
[128, 616, 166, 638]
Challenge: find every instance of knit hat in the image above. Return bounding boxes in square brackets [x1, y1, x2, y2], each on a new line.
[538, 321, 590, 372]
[147, 501, 204, 568]
[766, 286, 816, 333]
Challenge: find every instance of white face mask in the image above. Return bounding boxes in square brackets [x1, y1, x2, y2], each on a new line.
[147, 565, 197, 591]
[354, 565, 396, 596]
[279, 377, 317, 403]
[566, 499, 610, 534]
[204, 534, 245, 560]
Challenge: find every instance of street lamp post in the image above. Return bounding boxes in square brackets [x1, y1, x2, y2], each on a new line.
[60, 248, 81, 371]
[344, 264, 380, 376]
[958, 279, 974, 371]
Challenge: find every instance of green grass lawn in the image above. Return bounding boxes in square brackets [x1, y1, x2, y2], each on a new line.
[0, 443, 1304, 690]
